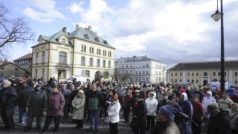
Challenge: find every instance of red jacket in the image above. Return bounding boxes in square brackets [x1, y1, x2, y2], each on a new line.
[192, 101, 203, 122]
[47, 92, 65, 116]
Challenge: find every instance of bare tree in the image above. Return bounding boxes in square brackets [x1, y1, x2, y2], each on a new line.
[0, 4, 34, 50]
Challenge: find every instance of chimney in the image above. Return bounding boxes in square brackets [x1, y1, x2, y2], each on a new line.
[88, 25, 92, 30]
[62, 27, 67, 32]
[76, 24, 79, 30]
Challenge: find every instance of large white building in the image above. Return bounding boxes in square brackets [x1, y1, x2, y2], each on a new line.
[167, 61, 238, 86]
[115, 56, 166, 83]
[31, 25, 115, 81]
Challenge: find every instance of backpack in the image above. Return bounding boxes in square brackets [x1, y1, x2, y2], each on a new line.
[88, 97, 99, 111]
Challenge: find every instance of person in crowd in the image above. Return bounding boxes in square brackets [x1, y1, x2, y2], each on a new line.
[42, 80, 65, 133]
[107, 91, 121, 134]
[24, 84, 47, 131]
[17, 79, 32, 124]
[71, 89, 85, 129]
[87, 83, 101, 133]
[202, 90, 216, 120]
[122, 90, 133, 123]
[218, 92, 233, 112]
[99, 85, 108, 118]
[145, 91, 158, 132]
[178, 92, 193, 134]
[153, 105, 181, 134]
[192, 95, 203, 134]
[59, 83, 72, 122]
[0, 80, 17, 130]
[230, 103, 238, 134]
[206, 103, 231, 134]
[131, 90, 147, 134]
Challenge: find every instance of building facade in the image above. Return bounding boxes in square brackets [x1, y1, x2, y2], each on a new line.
[14, 53, 32, 75]
[32, 25, 115, 81]
[0, 62, 29, 78]
[167, 61, 238, 86]
[115, 56, 166, 83]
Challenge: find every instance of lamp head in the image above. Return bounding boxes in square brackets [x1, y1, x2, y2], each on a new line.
[211, 10, 221, 22]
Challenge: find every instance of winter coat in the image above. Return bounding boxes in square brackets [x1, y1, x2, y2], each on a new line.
[207, 111, 231, 134]
[192, 101, 203, 122]
[72, 94, 85, 120]
[47, 91, 65, 116]
[153, 121, 181, 134]
[132, 99, 147, 127]
[28, 89, 47, 116]
[145, 93, 158, 116]
[107, 100, 121, 123]
[87, 90, 101, 111]
[218, 97, 233, 111]
[17, 86, 32, 108]
[0, 86, 17, 109]
[230, 112, 238, 131]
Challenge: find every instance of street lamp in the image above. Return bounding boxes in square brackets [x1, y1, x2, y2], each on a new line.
[211, 0, 225, 93]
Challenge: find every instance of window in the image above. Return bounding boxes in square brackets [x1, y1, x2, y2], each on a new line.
[213, 72, 216, 76]
[95, 37, 99, 42]
[108, 61, 111, 68]
[196, 73, 198, 76]
[103, 40, 108, 45]
[97, 59, 100, 67]
[60, 71, 66, 79]
[187, 80, 190, 82]
[180, 72, 182, 76]
[81, 56, 85, 66]
[175, 73, 177, 76]
[103, 60, 106, 68]
[84, 46, 86, 52]
[235, 72, 237, 76]
[146, 64, 149, 68]
[42, 51, 45, 63]
[196, 80, 199, 83]
[86, 70, 90, 77]
[42, 68, 44, 78]
[171, 73, 173, 76]
[108, 51, 112, 57]
[36, 52, 38, 63]
[204, 72, 208, 76]
[180, 79, 182, 82]
[62, 38, 66, 44]
[97, 49, 101, 55]
[84, 34, 89, 39]
[81, 45, 84, 52]
[35, 69, 37, 78]
[89, 58, 93, 66]
[92, 47, 94, 54]
[235, 80, 238, 84]
[187, 72, 190, 76]
[59, 52, 67, 64]
[146, 71, 149, 75]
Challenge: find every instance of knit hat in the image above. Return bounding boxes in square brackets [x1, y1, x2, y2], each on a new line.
[159, 105, 178, 121]
[78, 89, 84, 95]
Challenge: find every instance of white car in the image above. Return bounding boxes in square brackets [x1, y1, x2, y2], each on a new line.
[67, 75, 88, 84]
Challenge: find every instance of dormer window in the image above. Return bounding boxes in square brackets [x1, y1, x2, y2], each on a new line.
[56, 38, 59, 42]
[103, 40, 108, 45]
[62, 38, 66, 44]
[95, 37, 99, 42]
[84, 34, 89, 39]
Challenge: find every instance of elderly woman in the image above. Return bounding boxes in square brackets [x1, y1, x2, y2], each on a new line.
[72, 89, 86, 129]
[0, 80, 17, 130]
[42, 80, 65, 133]
[107, 91, 121, 134]
[153, 105, 180, 134]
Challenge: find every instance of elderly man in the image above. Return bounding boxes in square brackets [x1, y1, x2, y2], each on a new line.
[0, 80, 17, 130]
[207, 103, 231, 134]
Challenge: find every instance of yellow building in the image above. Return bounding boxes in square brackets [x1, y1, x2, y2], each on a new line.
[167, 61, 238, 86]
[32, 25, 115, 81]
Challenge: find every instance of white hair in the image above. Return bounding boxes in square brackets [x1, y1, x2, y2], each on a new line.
[2, 79, 11, 88]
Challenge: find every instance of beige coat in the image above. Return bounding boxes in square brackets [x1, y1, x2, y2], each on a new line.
[72, 94, 85, 120]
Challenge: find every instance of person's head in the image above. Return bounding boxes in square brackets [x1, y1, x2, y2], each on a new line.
[78, 89, 84, 96]
[180, 92, 188, 101]
[222, 92, 228, 99]
[149, 92, 155, 98]
[207, 103, 220, 116]
[91, 83, 97, 91]
[112, 94, 118, 102]
[2, 80, 11, 88]
[158, 105, 175, 122]
[193, 95, 200, 102]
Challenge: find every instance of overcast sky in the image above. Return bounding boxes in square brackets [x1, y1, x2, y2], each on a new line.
[2, 0, 238, 67]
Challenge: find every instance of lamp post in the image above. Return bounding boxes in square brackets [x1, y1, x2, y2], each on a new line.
[211, 0, 225, 93]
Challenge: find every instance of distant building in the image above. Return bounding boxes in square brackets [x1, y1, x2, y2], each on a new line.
[31, 25, 115, 81]
[14, 53, 32, 75]
[115, 56, 166, 83]
[167, 61, 238, 86]
[0, 62, 29, 78]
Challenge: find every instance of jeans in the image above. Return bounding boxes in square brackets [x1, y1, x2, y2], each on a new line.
[19, 107, 27, 123]
[89, 111, 99, 130]
[146, 115, 155, 132]
[42, 116, 61, 132]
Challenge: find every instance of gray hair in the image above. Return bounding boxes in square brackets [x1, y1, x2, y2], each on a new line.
[2, 79, 12, 88]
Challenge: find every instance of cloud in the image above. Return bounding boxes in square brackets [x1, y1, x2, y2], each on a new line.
[68, 2, 84, 14]
[23, 0, 65, 23]
[72, 0, 238, 66]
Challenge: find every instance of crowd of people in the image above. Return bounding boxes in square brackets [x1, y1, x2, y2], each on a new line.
[0, 77, 238, 134]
